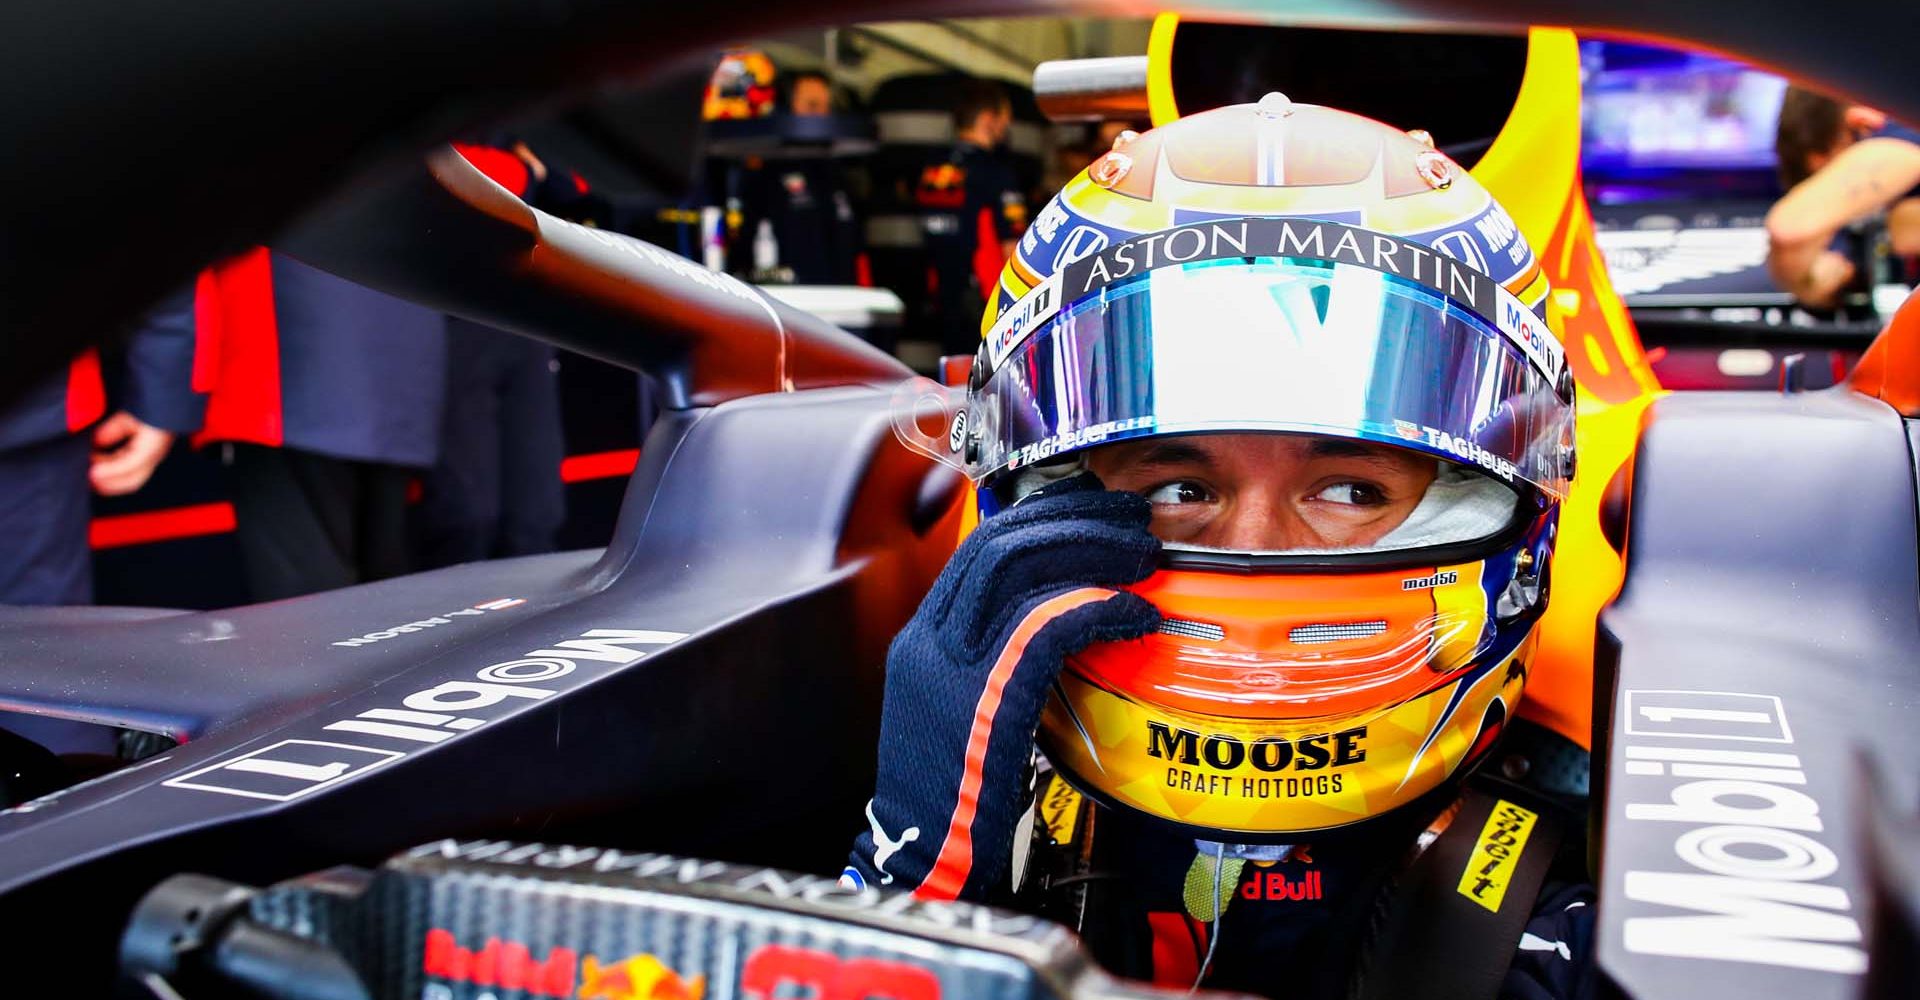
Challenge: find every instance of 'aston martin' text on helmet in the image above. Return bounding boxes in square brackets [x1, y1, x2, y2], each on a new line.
[899, 94, 1575, 842]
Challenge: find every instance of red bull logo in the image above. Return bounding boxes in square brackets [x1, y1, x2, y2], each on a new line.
[580, 952, 707, 1000]
[1239, 869, 1325, 902]
[922, 164, 964, 190]
[742, 945, 940, 1000]
[423, 928, 577, 997]
[422, 931, 703, 1000]
[916, 164, 967, 209]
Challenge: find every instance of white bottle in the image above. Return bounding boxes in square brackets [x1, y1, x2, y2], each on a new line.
[701, 206, 725, 272]
[753, 219, 780, 274]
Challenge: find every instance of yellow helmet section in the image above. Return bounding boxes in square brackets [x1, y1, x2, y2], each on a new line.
[1043, 633, 1533, 838]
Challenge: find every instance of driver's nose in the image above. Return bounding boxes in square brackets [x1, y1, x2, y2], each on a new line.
[1193, 494, 1324, 551]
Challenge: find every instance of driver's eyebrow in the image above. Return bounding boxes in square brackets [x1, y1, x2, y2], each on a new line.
[1306, 438, 1423, 472]
[1128, 441, 1213, 469]
[1306, 439, 1377, 459]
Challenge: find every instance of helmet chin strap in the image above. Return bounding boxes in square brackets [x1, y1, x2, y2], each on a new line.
[1181, 843, 1296, 992]
[1198, 841, 1296, 863]
[1190, 842, 1230, 994]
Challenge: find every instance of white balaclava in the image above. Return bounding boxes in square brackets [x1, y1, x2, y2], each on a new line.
[1013, 451, 1515, 554]
[1368, 460, 1517, 551]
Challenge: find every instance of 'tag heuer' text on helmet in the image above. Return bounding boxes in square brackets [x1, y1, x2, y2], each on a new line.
[898, 93, 1576, 843]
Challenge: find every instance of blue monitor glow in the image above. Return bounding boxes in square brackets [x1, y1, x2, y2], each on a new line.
[1580, 40, 1788, 204]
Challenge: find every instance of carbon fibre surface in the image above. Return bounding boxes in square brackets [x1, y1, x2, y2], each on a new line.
[237, 839, 1239, 1000]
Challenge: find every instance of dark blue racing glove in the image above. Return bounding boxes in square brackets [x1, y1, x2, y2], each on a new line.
[845, 474, 1161, 901]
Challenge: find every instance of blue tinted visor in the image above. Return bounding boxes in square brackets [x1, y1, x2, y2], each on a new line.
[963, 258, 1574, 499]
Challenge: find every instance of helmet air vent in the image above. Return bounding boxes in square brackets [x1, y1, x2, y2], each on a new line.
[1288, 621, 1389, 644]
[1158, 618, 1226, 642]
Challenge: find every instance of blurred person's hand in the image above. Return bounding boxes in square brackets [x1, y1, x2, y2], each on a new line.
[1797, 250, 1857, 309]
[89, 411, 173, 496]
[1889, 198, 1920, 256]
[511, 141, 549, 183]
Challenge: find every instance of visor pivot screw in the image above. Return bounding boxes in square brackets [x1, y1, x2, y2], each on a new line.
[1516, 549, 1535, 574]
[947, 410, 969, 455]
[1255, 91, 1295, 119]
[1405, 128, 1436, 149]
[1415, 149, 1454, 190]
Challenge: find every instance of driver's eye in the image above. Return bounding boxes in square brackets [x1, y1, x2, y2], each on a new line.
[1313, 482, 1386, 506]
[1144, 481, 1213, 505]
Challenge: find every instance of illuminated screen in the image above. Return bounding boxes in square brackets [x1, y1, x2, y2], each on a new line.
[1581, 40, 1788, 173]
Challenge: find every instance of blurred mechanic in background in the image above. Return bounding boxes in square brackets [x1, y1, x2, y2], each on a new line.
[0, 292, 204, 604]
[413, 140, 573, 569]
[789, 70, 833, 116]
[732, 70, 864, 286]
[918, 77, 1027, 357]
[1767, 86, 1920, 307]
[196, 250, 446, 600]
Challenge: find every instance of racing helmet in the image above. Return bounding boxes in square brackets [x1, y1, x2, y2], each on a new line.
[702, 49, 778, 121]
[900, 94, 1575, 842]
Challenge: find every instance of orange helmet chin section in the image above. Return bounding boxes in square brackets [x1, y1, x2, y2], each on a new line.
[1039, 565, 1531, 840]
[1076, 567, 1494, 721]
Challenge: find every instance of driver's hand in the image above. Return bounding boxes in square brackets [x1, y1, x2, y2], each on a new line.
[89, 411, 174, 496]
[846, 473, 1160, 901]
